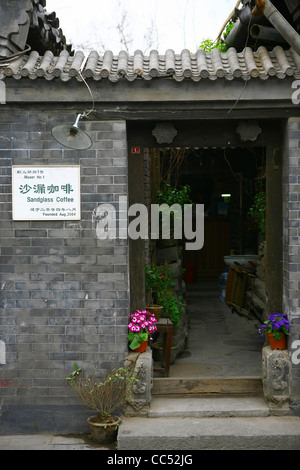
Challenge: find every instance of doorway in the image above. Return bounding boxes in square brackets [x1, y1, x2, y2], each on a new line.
[127, 118, 284, 382]
[146, 145, 266, 378]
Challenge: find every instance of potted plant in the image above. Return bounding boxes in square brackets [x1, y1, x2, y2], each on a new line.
[258, 312, 290, 350]
[127, 309, 158, 352]
[145, 264, 185, 325]
[66, 363, 138, 444]
[145, 264, 167, 320]
[159, 288, 185, 325]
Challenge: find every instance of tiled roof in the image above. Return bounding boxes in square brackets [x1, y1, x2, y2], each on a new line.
[1, 45, 300, 82]
[0, 0, 70, 60]
[28, 0, 72, 55]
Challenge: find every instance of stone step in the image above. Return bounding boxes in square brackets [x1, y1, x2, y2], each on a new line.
[152, 376, 263, 396]
[148, 396, 270, 418]
[117, 416, 300, 450]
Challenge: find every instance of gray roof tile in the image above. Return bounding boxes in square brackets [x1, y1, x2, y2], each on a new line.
[1, 46, 300, 82]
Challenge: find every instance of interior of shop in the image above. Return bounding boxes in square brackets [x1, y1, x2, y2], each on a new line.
[157, 146, 265, 278]
[149, 146, 266, 378]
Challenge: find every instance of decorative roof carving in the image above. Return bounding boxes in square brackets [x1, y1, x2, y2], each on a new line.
[0, 0, 32, 58]
[0, 0, 70, 60]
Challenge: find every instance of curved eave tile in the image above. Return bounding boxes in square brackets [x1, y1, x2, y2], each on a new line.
[0, 46, 300, 82]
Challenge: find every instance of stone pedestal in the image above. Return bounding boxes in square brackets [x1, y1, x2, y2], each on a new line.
[262, 346, 291, 415]
[124, 348, 153, 417]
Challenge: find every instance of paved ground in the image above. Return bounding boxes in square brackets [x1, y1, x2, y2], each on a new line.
[169, 278, 265, 378]
[0, 433, 117, 450]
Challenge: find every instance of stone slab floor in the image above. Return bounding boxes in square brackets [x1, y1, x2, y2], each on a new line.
[169, 278, 265, 378]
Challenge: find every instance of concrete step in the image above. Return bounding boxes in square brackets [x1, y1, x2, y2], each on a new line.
[148, 396, 270, 418]
[117, 416, 300, 450]
[152, 376, 263, 396]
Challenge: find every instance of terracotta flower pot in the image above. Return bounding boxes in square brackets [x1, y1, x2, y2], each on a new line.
[267, 332, 287, 350]
[87, 415, 121, 444]
[133, 340, 148, 353]
[146, 305, 163, 321]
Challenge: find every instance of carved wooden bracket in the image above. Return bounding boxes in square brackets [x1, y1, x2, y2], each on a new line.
[236, 120, 262, 142]
[152, 122, 178, 144]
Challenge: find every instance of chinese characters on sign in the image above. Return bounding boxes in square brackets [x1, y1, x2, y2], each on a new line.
[12, 166, 81, 220]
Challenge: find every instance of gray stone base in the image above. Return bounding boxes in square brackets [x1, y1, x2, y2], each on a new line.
[118, 416, 300, 450]
[262, 346, 291, 415]
[124, 348, 153, 417]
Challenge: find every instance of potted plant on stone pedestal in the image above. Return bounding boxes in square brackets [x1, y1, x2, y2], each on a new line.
[127, 309, 158, 352]
[66, 363, 138, 444]
[258, 312, 290, 350]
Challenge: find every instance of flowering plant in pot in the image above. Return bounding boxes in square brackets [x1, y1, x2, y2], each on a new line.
[258, 312, 290, 350]
[145, 264, 169, 320]
[158, 289, 185, 325]
[127, 309, 158, 352]
[66, 363, 138, 444]
[145, 264, 185, 323]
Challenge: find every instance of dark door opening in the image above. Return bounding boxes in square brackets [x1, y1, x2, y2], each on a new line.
[147, 145, 266, 379]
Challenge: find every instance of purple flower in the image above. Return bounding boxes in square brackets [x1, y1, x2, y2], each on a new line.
[258, 312, 290, 337]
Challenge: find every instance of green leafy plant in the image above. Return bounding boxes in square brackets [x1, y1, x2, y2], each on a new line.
[145, 264, 185, 324]
[198, 38, 227, 52]
[223, 21, 236, 40]
[156, 184, 193, 236]
[198, 21, 236, 53]
[66, 364, 139, 423]
[157, 183, 192, 207]
[248, 191, 266, 238]
[145, 264, 171, 304]
[65, 361, 82, 385]
[159, 290, 185, 325]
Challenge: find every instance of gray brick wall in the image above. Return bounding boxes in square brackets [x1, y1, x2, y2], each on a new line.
[283, 118, 300, 415]
[0, 107, 129, 432]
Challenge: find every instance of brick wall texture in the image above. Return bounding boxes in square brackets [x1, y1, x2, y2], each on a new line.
[1, 107, 300, 430]
[283, 118, 300, 414]
[0, 107, 129, 432]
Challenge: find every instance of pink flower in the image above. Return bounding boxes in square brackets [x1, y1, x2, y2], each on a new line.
[148, 325, 157, 333]
[130, 324, 141, 332]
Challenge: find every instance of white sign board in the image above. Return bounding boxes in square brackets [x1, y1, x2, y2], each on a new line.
[12, 166, 81, 220]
